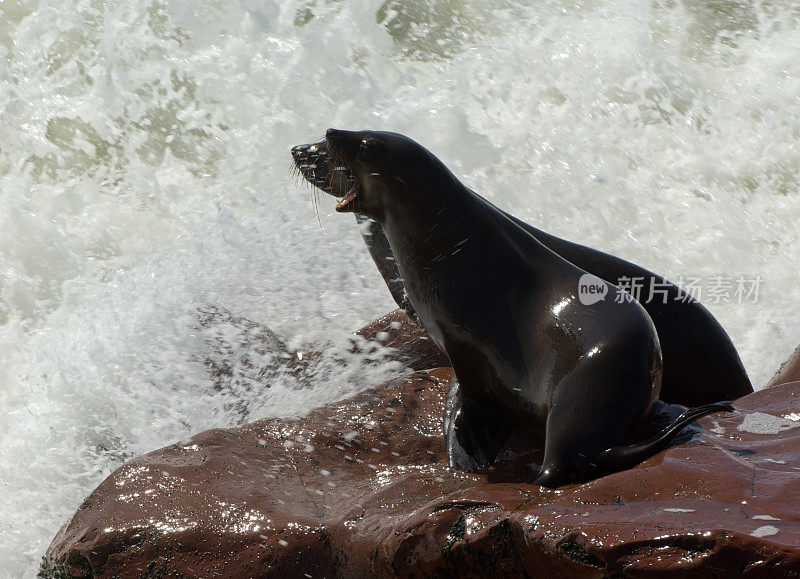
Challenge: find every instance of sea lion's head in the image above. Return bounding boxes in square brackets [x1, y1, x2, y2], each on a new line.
[292, 129, 457, 221]
[291, 138, 356, 199]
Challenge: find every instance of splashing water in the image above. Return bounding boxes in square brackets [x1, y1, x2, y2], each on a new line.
[2, 0, 800, 574]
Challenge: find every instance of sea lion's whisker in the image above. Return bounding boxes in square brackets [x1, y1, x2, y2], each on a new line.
[312, 188, 323, 232]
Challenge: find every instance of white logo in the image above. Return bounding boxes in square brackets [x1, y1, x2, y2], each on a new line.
[578, 273, 608, 305]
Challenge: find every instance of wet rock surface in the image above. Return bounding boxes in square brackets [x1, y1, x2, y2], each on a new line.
[43, 314, 800, 577]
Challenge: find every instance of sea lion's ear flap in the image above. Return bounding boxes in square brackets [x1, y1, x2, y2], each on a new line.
[359, 138, 387, 162]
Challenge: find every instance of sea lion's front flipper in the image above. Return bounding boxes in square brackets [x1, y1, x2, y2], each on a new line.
[443, 377, 510, 472]
[354, 215, 419, 323]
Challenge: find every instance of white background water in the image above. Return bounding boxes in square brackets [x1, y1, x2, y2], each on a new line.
[1, 0, 799, 574]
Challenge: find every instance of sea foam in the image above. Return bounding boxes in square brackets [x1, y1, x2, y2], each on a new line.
[1, 1, 799, 574]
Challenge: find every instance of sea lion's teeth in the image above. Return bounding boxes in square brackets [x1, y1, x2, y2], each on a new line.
[336, 186, 358, 208]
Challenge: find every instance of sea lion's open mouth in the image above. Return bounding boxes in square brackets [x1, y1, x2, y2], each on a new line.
[335, 180, 359, 211]
[291, 139, 359, 211]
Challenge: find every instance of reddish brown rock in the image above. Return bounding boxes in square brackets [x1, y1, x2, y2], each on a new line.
[43, 316, 800, 578]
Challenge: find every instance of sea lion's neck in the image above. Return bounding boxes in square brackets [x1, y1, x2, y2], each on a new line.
[379, 183, 484, 271]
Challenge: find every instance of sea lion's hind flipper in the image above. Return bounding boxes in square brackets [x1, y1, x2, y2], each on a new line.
[443, 377, 511, 472]
[594, 400, 734, 473]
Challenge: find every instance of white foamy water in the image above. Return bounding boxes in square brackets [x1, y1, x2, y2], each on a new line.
[1, 1, 799, 574]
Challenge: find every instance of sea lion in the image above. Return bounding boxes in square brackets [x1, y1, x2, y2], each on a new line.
[292, 129, 733, 487]
[291, 138, 752, 407]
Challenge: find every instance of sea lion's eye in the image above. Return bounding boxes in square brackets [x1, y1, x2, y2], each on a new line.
[359, 138, 385, 161]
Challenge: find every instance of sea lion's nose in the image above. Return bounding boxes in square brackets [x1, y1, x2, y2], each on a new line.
[291, 143, 321, 159]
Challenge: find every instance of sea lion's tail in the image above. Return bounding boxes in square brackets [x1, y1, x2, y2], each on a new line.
[594, 401, 734, 471]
